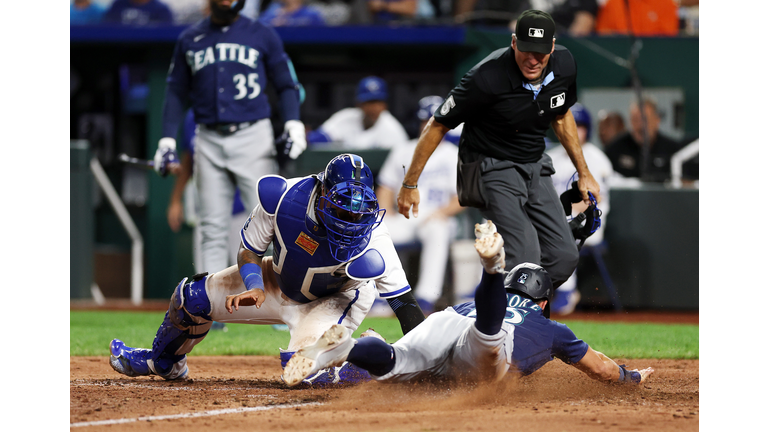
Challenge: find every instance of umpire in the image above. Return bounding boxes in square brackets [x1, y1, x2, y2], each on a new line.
[397, 9, 601, 290]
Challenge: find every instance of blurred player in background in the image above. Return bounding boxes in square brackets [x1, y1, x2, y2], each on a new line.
[306, 76, 408, 150]
[375, 95, 465, 313]
[153, 0, 307, 273]
[547, 103, 614, 315]
[103, 0, 174, 25]
[167, 109, 247, 273]
[284, 221, 653, 387]
[110, 154, 426, 386]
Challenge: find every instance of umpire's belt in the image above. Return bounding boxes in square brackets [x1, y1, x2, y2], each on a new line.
[203, 121, 257, 136]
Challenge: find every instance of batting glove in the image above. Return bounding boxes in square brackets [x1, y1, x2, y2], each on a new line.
[153, 137, 179, 177]
[284, 120, 307, 160]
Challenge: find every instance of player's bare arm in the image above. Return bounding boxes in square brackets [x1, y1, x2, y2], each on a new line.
[397, 116, 450, 219]
[572, 346, 654, 384]
[551, 110, 601, 204]
[167, 152, 193, 232]
[226, 244, 266, 312]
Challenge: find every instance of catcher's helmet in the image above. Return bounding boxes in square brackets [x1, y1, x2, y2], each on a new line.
[570, 103, 592, 140]
[504, 263, 554, 318]
[317, 154, 384, 261]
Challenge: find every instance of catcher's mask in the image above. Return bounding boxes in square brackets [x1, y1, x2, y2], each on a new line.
[504, 263, 554, 318]
[559, 177, 602, 249]
[317, 154, 385, 261]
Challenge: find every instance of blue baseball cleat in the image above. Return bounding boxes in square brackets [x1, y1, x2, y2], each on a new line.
[109, 339, 189, 380]
[109, 339, 153, 377]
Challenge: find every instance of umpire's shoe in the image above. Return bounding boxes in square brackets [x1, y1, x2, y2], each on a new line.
[474, 220, 506, 274]
[283, 325, 354, 387]
[109, 339, 189, 380]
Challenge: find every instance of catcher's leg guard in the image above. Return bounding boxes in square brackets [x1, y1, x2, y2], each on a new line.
[149, 274, 214, 379]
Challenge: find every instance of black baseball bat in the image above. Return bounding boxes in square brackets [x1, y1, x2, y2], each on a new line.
[118, 153, 154, 168]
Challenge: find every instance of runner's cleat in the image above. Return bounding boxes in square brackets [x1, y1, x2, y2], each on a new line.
[283, 324, 354, 386]
[474, 221, 506, 274]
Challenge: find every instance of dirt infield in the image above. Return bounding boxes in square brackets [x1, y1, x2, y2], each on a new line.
[71, 355, 698, 431]
[70, 309, 698, 431]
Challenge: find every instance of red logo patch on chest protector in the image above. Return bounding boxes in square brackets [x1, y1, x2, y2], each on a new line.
[295, 232, 319, 255]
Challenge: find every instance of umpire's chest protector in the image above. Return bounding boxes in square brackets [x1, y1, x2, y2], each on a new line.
[270, 178, 350, 303]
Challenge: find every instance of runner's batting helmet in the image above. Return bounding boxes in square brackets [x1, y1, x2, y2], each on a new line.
[504, 263, 554, 318]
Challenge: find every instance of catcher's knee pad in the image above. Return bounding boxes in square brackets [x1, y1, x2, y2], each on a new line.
[151, 274, 213, 373]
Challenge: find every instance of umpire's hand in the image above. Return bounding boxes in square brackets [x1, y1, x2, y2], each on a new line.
[397, 186, 420, 219]
[577, 172, 601, 205]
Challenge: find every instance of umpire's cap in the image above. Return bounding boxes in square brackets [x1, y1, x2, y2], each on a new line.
[504, 263, 554, 318]
[515, 10, 556, 54]
[356, 76, 388, 103]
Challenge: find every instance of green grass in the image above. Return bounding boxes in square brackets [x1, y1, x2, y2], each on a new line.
[70, 311, 698, 359]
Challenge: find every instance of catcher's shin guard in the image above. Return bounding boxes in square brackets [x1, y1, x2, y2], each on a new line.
[150, 275, 213, 378]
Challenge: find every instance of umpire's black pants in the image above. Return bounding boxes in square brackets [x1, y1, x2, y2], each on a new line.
[479, 154, 579, 288]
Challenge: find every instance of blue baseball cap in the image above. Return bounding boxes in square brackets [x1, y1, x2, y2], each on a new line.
[417, 95, 444, 121]
[356, 76, 388, 103]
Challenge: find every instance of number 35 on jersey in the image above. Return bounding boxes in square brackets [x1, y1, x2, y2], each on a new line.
[186, 44, 262, 100]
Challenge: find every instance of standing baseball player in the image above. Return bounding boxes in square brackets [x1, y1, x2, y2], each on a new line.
[110, 154, 426, 386]
[284, 220, 654, 386]
[154, 0, 307, 273]
[397, 10, 601, 309]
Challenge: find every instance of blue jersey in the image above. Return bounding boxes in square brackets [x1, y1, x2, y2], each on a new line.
[162, 15, 301, 138]
[452, 293, 589, 376]
[240, 176, 411, 304]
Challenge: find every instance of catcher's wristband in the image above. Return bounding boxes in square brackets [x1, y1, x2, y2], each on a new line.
[618, 365, 641, 384]
[239, 263, 264, 291]
[401, 182, 418, 189]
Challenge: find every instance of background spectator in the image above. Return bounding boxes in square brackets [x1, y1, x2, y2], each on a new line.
[595, 0, 679, 36]
[597, 109, 625, 149]
[306, 76, 408, 150]
[605, 96, 681, 182]
[103, 0, 174, 26]
[259, 0, 327, 26]
[366, 0, 435, 22]
[71, 0, 107, 25]
[163, 0, 207, 24]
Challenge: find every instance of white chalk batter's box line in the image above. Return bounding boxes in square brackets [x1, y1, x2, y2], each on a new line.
[72, 381, 276, 393]
[70, 401, 322, 428]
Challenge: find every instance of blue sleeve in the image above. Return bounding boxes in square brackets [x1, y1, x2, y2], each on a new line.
[262, 26, 301, 122]
[551, 322, 589, 365]
[161, 38, 190, 138]
[180, 109, 196, 152]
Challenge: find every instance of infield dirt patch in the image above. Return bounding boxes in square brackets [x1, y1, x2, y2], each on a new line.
[71, 355, 698, 431]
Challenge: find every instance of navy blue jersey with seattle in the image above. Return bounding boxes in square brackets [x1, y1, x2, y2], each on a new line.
[162, 16, 301, 138]
[452, 292, 588, 376]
